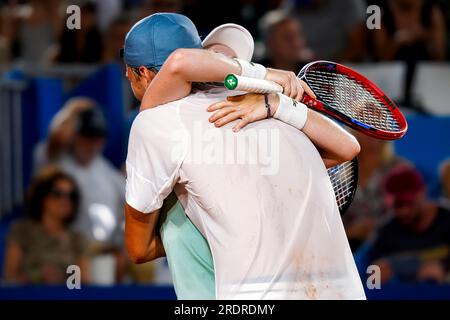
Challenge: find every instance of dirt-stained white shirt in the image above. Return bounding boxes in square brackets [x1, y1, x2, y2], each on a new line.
[126, 89, 366, 300]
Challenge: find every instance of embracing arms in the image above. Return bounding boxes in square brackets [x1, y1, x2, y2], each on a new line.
[138, 48, 358, 167]
[208, 94, 360, 168]
[140, 48, 312, 111]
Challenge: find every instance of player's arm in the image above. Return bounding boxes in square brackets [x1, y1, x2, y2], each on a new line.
[208, 93, 360, 168]
[125, 203, 165, 263]
[302, 108, 360, 167]
[125, 108, 184, 263]
[139, 49, 238, 110]
[140, 48, 314, 111]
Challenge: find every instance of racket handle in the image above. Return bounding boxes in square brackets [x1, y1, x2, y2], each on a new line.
[224, 74, 283, 94]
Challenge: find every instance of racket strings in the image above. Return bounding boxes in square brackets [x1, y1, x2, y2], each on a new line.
[328, 161, 357, 210]
[332, 171, 354, 203]
[306, 70, 401, 132]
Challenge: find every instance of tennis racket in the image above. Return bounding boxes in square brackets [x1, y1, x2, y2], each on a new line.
[327, 158, 358, 216]
[224, 60, 408, 140]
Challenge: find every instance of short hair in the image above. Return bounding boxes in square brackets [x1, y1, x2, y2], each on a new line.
[26, 166, 80, 227]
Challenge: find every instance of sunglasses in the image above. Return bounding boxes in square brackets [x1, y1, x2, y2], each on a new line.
[49, 189, 77, 201]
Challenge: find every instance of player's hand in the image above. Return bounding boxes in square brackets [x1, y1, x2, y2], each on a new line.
[207, 93, 279, 132]
[265, 68, 316, 101]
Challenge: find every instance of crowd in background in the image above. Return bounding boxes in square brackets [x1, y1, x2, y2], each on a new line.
[0, 0, 450, 287]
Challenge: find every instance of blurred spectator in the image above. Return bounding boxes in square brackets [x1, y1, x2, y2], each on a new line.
[33, 97, 94, 174]
[373, 0, 446, 62]
[3, 166, 90, 284]
[54, 2, 103, 63]
[35, 102, 124, 245]
[59, 107, 124, 244]
[33, 99, 126, 284]
[440, 159, 450, 209]
[343, 131, 410, 251]
[182, 0, 282, 39]
[284, 0, 366, 61]
[258, 9, 313, 72]
[373, 0, 447, 105]
[368, 165, 450, 284]
[1, 0, 62, 65]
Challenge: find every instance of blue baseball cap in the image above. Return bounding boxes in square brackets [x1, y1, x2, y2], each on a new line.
[123, 13, 202, 70]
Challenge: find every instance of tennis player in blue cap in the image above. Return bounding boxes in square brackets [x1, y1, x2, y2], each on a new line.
[123, 13, 365, 300]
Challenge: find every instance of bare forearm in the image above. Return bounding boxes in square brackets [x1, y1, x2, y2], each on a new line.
[302, 109, 360, 166]
[127, 235, 165, 264]
[168, 48, 241, 82]
[125, 204, 165, 263]
[270, 94, 360, 166]
[318, 153, 345, 168]
[141, 49, 241, 110]
[147, 235, 165, 260]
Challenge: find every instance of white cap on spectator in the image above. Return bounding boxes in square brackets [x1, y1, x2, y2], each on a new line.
[202, 23, 254, 61]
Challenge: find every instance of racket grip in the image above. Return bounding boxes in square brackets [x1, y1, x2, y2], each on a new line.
[224, 74, 283, 94]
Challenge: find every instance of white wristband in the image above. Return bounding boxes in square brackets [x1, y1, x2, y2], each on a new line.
[273, 93, 308, 130]
[234, 58, 267, 79]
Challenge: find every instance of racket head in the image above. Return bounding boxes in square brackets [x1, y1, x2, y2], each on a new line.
[327, 157, 359, 216]
[299, 61, 408, 140]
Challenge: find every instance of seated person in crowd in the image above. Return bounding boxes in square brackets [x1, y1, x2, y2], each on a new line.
[258, 10, 314, 72]
[284, 0, 366, 61]
[368, 165, 450, 284]
[373, 0, 446, 62]
[53, 2, 103, 64]
[343, 131, 410, 251]
[373, 0, 446, 105]
[33, 97, 94, 174]
[34, 101, 126, 284]
[3, 166, 89, 284]
[0, 0, 62, 65]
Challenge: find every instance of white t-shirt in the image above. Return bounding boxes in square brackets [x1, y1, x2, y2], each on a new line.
[126, 89, 366, 300]
[60, 155, 125, 245]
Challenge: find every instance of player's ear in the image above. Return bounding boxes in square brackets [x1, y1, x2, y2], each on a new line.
[140, 67, 157, 82]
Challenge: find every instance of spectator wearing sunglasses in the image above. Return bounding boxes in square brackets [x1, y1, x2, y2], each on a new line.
[367, 165, 450, 285]
[33, 100, 126, 284]
[3, 166, 90, 285]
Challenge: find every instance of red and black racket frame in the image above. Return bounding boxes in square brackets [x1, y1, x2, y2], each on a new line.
[298, 61, 408, 141]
